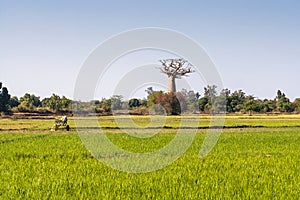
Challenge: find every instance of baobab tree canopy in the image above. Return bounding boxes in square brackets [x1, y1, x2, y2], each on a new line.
[159, 58, 194, 93]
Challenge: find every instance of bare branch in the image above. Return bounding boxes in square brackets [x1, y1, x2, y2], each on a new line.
[159, 58, 194, 78]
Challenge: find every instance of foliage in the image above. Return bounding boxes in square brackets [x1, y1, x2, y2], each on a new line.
[145, 87, 154, 95]
[0, 82, 11, 113]
[9, 96, 20, 108]
[147, 91, 163, 109]
[197, 86, 298, 115]
[110, 95, 123, 110]
[261, 99, 276, 112]
[180, 89, 199, 113]
[20, 93, 41, 107]
[147, 92, 186, 115]
[276, 90, 293, 112]
[97, 98, 112, 113]
[198, 86, 225, 113]
[293, 98, 300, 112]
[226, 89, 247, 112]
[129, 106, 149, 115]
[128, 98, 141, 108]
[41, 94, 71, 112]
[17, 93, 41, 112]
[204, 85, 217, 98]
[243, 96, 261, 115]
[1, 83, 299, 115]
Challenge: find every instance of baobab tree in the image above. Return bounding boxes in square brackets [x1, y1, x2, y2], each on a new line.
[159, 58, 194, 93]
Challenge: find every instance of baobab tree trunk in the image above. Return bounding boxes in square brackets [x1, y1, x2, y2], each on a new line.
[168, 76, 176, 93]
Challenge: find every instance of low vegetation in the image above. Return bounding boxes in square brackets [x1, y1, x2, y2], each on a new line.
[1, 81, 300, 116]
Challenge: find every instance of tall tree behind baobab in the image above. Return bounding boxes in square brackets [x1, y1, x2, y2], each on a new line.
[159, 58, 194, 93]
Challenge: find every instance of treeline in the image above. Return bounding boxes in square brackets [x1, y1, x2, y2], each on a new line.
[1, 82, 300, 115]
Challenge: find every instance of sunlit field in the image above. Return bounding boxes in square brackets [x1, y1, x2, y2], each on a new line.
[0, 115, 300, 199]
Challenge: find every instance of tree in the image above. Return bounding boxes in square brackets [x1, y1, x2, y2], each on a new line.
[276, 90, 284, 100]
[147, 91, 163, 109]
[261, 99, 276, 113]
[147, 91, 185, 115]
[9, 96, 20, 108]
[159, 58, 194, 92]
[181, 89, 200, 113]
[41, 94, 61, 111]
[60, 96, 72, 111]
[198, 97, 209, 112]
[243, 96, 261, 115]
[174, 92, 187, 113]
[155, 92, 185, 115]
[229, 90, 247, 112]
[204, 85, 217, 98]
[110, 95, 123, 110]
[145, 87, 154, 95]
[128, 98, 141, 108]
[292, 98, 300, 113]
[0, 82, 11, 113]
[276, 90, 293, 112]
[99, 98, 112, 113]
[19, 93, 41, 111]
[220, 88, 231, 112]
[212, 95, 227, 114]
[140, 99, 148, 107]
[197, 85, 219, 113]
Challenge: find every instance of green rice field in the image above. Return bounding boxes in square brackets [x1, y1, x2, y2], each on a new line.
[0, 115, 300, 199]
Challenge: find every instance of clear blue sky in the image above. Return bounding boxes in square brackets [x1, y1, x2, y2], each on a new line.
[1, 0, 300, 100]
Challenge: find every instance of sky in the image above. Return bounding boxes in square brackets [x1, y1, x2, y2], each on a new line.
[1, 0, 300, 100]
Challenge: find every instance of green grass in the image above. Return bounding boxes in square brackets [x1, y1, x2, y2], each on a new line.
[0, 115, 300, 199]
